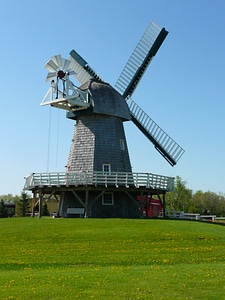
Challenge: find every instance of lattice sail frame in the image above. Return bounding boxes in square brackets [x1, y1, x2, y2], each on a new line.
[115, 21, 168, 99]
[114, 21, 184, 166]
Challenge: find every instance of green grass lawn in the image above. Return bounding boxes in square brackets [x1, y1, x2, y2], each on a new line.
[1, 218, 225, 299]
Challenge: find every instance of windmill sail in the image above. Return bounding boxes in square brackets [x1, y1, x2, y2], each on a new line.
[127, 98, 184, 166]
[115, 21, 184, 166]
[69, 50, 103, 85]
[115, 21, 168, 99]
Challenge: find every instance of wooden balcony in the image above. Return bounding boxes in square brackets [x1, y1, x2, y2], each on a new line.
[24, 171, 174, 191]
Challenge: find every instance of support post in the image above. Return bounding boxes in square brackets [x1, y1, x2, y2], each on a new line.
[84, 189, 89, 218]
[32, 191, 36, 217]
[38, 190, 43, 218]
[57, 192, 64, 217]
[162, 193, 166, 219]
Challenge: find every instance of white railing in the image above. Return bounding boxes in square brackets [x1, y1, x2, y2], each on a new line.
[183, 213, 200, 220]
[24, 171, 174, 191]
[166, 210, 184, 218]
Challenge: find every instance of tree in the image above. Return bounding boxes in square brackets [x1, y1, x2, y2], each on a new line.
[166, 176, 192, 212]
[189, 190, 205, 214]
[216, 194, 225, 216]
[0, 194, 20, 203]
[42, 202, 49, 216]
[189, 191, 225, 216]
[16, 192, 30, 217]
[0, 200, 7, 218]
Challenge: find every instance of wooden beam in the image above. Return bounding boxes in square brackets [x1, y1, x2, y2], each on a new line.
[54, 194, 59, 202]
[71, 191, 85, 207]
[46, 191, 58, 201]
[32, 191, 36, 217]
[162, 193, 166, 219]
[89, 191, 105, 208]
[38, 190, 43, 218]
[84, 189, 89, 218]
[57, 192, 64, 216]
[124, 191, 139, 206]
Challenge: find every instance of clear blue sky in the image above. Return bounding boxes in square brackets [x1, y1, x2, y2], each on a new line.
[1, 0, 225, 196]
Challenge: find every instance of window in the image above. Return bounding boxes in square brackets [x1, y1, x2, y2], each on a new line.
[120, 139, 125, 150]
[102, 192, 114, 205]
[103, 164, 111, 174]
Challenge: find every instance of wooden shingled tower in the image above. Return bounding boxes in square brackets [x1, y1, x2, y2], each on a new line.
[24, 21, 184, 218]
[66, 79, 132, 174]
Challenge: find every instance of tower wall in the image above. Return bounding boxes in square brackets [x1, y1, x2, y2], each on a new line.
[67, 114, 132, 173]
[67, 118, 95, 172]
[59, 190, 140, 218]
[63, 79, 135, 217]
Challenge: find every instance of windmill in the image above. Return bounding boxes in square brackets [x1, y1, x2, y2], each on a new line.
[28, 21, 184, 218]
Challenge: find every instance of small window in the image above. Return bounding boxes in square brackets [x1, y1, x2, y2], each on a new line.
[102, 192, 114, 205]
[120, 139, 125, 150]
[103, 164, 111, 174]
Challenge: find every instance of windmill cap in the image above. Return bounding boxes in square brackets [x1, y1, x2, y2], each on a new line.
[68, 79, 131, 121]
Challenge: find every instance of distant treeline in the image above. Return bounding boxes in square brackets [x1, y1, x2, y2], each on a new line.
[166, 176, 225, 216]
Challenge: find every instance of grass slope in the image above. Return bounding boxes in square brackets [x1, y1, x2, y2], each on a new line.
[1, 218, 225, 299]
